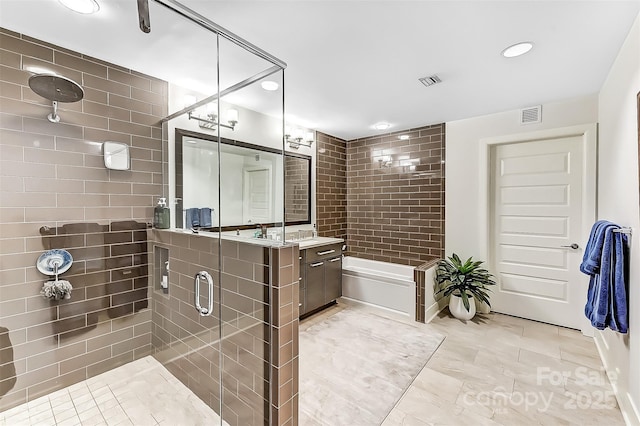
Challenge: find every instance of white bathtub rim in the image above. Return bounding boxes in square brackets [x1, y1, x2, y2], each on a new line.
[342, 256, 414, 276]
[342, 267, 413, 286]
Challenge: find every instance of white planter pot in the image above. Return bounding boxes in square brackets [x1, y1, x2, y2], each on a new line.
[449, 293, 476, 320]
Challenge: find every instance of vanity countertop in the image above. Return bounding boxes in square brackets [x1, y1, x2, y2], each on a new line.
[296, 237, 344, 250]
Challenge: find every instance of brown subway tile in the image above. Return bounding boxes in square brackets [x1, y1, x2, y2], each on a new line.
[0, 48, 21, 68]
[108, 93, 152, 115]
[22, 117, 83, 139]
[21, 56, 83, 84]
[107, 68, 151, 91]
[0, 129, 55, 149]
[83, 127, 131, 145]
[83, 100, 130, 122]
[53, 51, 107, 78]
[82, 73, 130, 97]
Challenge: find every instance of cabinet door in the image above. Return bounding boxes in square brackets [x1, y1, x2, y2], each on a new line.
[325, 256, 342, 303]
[305, 261, 325, 312]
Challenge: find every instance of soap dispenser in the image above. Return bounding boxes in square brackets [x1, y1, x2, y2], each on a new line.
[153, 198, 170, 229]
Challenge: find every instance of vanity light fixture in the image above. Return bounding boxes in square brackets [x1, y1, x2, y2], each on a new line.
[501, 42, 533, 58]
[286, 126, 314, 149]
[261, 81, 279, 91]
[398, 135, 410, 140]
[59, 0, 100, 14]
[188, 103, 239, 131]
[374, 122, 391, 131]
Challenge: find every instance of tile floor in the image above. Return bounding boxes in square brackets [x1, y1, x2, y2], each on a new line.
[0, 357, 220, 426]
[382, 306, 626, 426]
[1, 300, 627, 426]
[298, 304, 444, 425]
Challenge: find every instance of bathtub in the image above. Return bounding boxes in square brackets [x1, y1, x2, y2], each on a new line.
[342, 256, 416, 318]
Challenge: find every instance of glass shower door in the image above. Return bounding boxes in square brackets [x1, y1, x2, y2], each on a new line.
[146, 1, 226, 423]
[216, 35, 285, 426]
[151, 1, 286, 425]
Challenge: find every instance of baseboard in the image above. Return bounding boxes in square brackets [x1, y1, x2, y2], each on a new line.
[425, 298, 447, 323]
[594, 334, 640, 426]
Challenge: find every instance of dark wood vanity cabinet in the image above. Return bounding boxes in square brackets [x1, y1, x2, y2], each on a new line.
[298, 242, 343, 317]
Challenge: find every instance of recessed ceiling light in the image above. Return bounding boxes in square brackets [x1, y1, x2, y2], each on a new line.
[261, 81, 279, 91]
[399, 135, 410, 140]
[59, 0, 100, 14]
[374, 122, 391, 130]
[501, 42, 533, 58]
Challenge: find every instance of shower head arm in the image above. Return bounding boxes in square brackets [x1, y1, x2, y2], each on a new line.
[48, 101, 60, 123]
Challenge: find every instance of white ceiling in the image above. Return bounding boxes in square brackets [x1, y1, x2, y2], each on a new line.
[1, 0, 639, 140]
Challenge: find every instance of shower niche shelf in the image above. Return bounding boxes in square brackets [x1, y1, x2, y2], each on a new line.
[153, 245, 169, 296]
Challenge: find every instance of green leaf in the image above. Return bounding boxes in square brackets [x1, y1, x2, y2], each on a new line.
[460, 291, 470, 312]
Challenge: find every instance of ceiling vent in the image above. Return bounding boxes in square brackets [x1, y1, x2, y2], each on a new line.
[418, 75, 442, 87]
[520, 105, 542, 125]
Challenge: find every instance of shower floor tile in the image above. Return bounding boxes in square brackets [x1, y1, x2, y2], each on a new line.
[0, 356, 220, 426]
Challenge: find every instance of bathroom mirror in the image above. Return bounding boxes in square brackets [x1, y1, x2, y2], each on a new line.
[175, 128, 311, 230]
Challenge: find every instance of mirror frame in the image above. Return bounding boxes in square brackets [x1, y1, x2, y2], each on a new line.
[175, 128, 312, 230]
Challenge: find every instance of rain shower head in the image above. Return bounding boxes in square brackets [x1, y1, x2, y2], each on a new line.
[28, 73, 84, 123]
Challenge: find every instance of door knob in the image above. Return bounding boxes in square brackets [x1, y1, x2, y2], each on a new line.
[561, 243, 579, 250]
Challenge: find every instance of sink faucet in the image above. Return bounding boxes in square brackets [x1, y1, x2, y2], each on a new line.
[254, 224, 268, 238]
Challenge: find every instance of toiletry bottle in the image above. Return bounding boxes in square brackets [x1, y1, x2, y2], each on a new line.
[312, 224, 318, 238]
[153, 198, 170, 229]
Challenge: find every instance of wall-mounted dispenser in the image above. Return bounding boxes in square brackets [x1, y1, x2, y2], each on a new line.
[103, 141, 130, 170]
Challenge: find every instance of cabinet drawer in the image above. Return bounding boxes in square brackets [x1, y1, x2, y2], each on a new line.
[305, 243, 343, 263]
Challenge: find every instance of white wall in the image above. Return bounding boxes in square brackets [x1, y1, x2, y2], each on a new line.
[596, 13, 640, 425]
[445, 95, 598, 261]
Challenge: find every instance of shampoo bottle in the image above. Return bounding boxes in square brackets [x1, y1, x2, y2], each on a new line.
[153, 198, 170, 229]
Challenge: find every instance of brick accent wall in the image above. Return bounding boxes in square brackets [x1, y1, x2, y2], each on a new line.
[315, 132, 347, 239]
[0, 29, 166, 411]
[346, 124, 445, 266]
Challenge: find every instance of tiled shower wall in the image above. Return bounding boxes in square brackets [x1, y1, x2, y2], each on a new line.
[0, 29, 167, 411]
[148, 231, 299, 426]
[346, 124, 446, 266]
[315, 132, 347, 239]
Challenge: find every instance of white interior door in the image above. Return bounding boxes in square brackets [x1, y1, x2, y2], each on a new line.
[490, 135, 588, 329]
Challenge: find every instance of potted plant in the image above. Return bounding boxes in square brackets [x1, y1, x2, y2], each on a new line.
[435, 254, 495, 320]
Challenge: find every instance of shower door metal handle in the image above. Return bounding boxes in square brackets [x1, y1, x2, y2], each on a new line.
[194, 271, 213, 316]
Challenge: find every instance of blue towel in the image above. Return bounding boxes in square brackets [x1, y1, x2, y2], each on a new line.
[580, 220, 609, 275]
[199, 208, 212, 228]
[581, 221, 628, 334]
[186, 208, 200, 227]
[609, 230, 628, 333]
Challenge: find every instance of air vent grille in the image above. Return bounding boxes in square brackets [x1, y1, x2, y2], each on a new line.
[520, 105, 542, 124]
[418, 75, 442, 87]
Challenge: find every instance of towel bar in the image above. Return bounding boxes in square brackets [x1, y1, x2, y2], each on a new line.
[613, 228, 632, 235]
